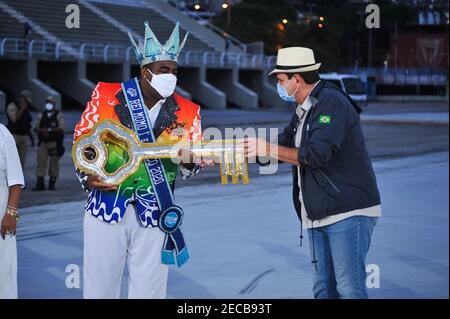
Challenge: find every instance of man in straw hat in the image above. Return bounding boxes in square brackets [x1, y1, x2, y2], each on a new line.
[243, 47, 381, 299]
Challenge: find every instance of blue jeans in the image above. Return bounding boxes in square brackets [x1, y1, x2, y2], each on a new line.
[307, 215, 378, 299]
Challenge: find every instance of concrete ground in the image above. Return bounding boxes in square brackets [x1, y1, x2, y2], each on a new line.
[16, 152, 449, 299]
[1, 101, 448, 298]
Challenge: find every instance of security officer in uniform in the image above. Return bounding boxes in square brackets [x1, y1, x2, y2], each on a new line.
[33, 96, 65, 191]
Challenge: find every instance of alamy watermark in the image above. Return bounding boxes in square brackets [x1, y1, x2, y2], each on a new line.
[65, 263, 380, 289]
[65, 264, 80, 289]
[65, 4, 80, 29]
[366, 264, 380, 289]
[365, 4, 380, 29]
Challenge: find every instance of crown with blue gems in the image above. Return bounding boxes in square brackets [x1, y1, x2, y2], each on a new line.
[128, 21, 188, 66]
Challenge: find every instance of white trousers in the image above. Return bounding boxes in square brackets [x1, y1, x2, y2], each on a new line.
[0, 234, 18, 299]
[83, 206, 168, 299]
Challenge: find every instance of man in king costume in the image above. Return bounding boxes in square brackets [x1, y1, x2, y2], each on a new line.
[73, 21, 205, 299]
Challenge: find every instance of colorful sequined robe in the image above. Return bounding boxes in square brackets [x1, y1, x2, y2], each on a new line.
[73, 81, 202, 227]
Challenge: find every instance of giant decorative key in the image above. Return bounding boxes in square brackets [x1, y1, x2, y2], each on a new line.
[72, 120, 249, 186]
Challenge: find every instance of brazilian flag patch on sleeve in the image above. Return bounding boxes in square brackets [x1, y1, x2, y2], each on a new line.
[319, 115, 331, 125]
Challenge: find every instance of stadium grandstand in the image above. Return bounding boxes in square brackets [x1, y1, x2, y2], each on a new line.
[0, 0, 285, 112]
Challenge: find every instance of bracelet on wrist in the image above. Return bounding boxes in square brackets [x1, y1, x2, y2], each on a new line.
[6, 206, 19, 221]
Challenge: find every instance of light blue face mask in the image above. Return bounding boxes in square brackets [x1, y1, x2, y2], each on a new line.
[277, 81, 297, 103]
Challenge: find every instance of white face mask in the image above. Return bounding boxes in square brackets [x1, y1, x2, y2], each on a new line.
[45, 102, 54, 111]
[145, 69, 177, 99]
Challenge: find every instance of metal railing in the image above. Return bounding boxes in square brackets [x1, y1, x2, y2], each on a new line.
[376, 68, 448, 86]
[1, 38, 128, 62]
[179, 50, 275, 69]
[0, 38, 29, 56]
[343, 67, 449, 86]
[0, 37, 277, 69]
[79, 43, 128, 61]
[2, 37, 447, 87]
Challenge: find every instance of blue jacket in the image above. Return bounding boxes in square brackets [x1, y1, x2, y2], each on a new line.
[278, 81, 381, 222]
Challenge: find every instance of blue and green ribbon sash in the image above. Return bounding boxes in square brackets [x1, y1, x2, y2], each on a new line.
[121, 78, 189, 267]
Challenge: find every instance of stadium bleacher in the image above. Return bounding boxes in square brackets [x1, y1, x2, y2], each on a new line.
[0, 8, 41, 40]
[95, 2, 214, 52]
[1, 0, 214, 51]
[0, 0, 282, 110]
[2, 0, 127, 45]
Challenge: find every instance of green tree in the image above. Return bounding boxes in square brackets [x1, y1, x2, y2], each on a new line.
[213, 0, 296, 55]
[213, 0, 417, 69]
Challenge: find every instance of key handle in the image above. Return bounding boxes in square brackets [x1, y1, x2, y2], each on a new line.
[72, 120, 249, 185]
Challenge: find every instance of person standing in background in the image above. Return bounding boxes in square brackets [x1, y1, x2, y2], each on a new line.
[33, 96, 65, 191]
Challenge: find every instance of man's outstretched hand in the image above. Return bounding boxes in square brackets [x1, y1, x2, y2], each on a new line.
[242, 138, 300, 166]
[240, 137, 270, 159]
[177, 148, 216, 168]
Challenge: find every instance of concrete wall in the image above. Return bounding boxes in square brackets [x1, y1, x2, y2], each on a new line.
[86, 62, 129, 84]
[0, 58, 288, 112]
[37, 61, 96, 108]
[175, 86, 192, 100]
[239, 69, 289, 109]
[207, 68, 258, 109]
[177, 66, 226, 109]
[0, 59, 60, 111]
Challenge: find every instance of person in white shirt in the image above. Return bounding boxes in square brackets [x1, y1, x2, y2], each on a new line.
[0, 124, 25, 299]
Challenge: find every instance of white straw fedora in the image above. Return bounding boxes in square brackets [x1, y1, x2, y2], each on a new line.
[269, 47, 321, 76]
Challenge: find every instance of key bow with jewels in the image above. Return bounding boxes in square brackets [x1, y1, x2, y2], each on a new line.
[72, 120, 249, 186]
